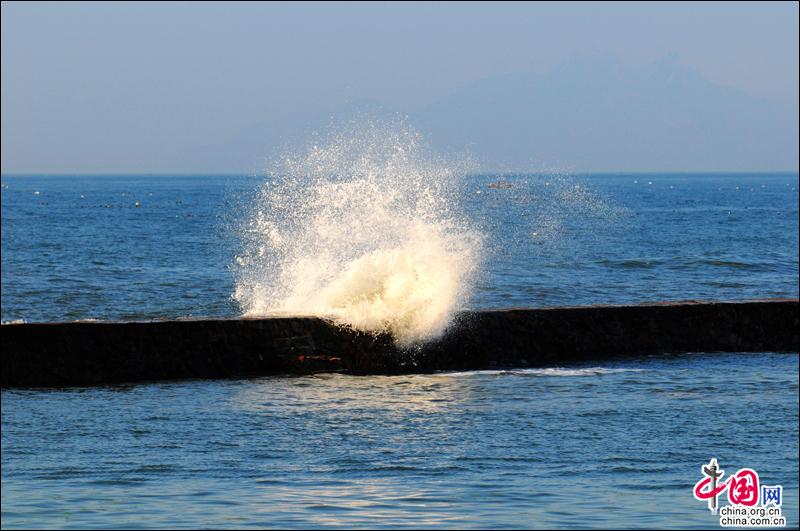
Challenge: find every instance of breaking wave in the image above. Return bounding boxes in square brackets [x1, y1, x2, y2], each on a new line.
[233, 120, 483, 346]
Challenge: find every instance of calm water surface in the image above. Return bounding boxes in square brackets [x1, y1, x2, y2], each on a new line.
[2, 353, 798, 529]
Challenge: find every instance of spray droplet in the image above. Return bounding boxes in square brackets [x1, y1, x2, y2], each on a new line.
[234, 120, 483, 346]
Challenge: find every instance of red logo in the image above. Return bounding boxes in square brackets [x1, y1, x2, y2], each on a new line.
[727, 469, 759, 506]
[693, 458, 760, 513]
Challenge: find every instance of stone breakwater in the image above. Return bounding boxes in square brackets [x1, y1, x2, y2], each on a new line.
[2, 300, 797, 387]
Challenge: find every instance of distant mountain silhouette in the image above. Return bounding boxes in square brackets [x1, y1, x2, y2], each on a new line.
[182, 99, 399, 174]
[412, 55, 798, 172]
[194, 55, 798, 173]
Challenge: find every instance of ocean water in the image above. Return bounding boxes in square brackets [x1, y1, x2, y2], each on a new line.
[2, 353, 798, 529]
[1, 173, 798, 323]
[1, 172, 799, 529]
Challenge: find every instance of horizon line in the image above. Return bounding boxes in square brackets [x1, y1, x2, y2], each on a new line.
[2, 170, 799, 178]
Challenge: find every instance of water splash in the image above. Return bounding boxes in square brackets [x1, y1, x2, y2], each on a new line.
[233, 120, 483, 346]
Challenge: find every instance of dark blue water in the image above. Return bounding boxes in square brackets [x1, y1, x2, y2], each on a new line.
[1, 173, 797, 322]
[1, 173, 798, 528]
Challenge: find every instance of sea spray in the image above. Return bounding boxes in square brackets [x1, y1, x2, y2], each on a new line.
[233, 121, 483, 346]
[460, 172, 628, 309]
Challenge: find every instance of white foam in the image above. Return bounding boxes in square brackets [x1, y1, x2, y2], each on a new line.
[233, 120, 483, 346]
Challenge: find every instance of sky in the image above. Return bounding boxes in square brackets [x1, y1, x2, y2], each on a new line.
[1, 1, 798, 174]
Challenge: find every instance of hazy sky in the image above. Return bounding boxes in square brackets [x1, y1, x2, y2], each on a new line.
[2, 1, 798, 173]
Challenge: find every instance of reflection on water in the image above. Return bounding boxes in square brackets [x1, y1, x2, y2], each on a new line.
[234, 373, 465, 416]
[2, 352, 798, 529]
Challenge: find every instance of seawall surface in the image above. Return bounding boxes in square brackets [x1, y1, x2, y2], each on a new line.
[2, 299, 797, 387]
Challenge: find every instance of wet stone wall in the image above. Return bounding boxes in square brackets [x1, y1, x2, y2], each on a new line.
[2, 300, 797, 387]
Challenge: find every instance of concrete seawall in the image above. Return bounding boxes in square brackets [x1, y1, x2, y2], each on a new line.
[2, 299, 797, 387]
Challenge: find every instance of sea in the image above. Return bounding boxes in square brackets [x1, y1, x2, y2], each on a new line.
[1, 171, 798, 529]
